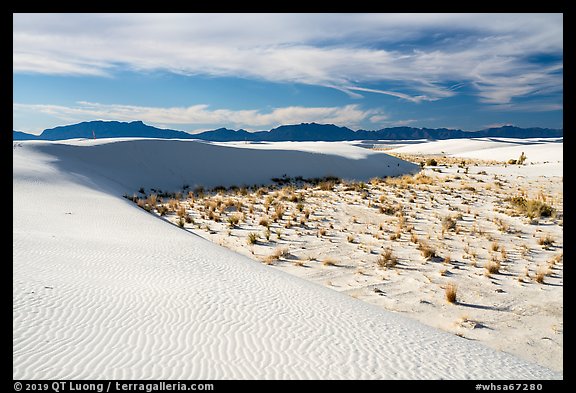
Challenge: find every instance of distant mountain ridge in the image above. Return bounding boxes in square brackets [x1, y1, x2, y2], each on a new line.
[13, 120, 563, 141]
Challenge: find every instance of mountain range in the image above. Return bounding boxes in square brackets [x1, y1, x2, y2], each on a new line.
[13, 120, 563, 142]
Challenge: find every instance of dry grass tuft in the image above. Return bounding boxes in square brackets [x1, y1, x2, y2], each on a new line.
[227, 214, 241, 228]
[538, 234, 554, 248]
[247, 232, 259, 245]
[445, 283, 457, 304]
[442, 216, 457, 232]
[377, 248, 397, 269]
[491, 241, 500, 252]
[485, 260, 500, 275]
[322, 257, 338, 266]
[259, 216, 270, 228]
[535, 268, 546, 284]
[264, 247, 289, 264]
[507, 195, 555, 219]
[417, 241, 436, 260]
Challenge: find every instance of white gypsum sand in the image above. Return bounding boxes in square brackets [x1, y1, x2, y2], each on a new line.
[148, 138, 563, 373]
[13, 138, 561, 379]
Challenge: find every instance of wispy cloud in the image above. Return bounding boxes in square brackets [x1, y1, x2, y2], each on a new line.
[343, 86, 441, 103]
[13, 101, 383, 131]
[13, 13, 563, 105]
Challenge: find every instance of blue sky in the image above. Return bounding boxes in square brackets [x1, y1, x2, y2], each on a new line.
[13, 13, 563, 135]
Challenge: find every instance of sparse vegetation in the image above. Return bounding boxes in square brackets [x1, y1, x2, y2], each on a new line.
[507, 195, 555, 219]
[538, 234, 554, 248]
[264, 247, 289, 264]
[128, 159, 562, 361]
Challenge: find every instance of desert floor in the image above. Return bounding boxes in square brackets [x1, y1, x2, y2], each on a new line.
[142, 153, 563, 372]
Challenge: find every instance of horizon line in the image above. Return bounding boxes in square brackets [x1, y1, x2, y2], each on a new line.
[14, 119, 564, 137]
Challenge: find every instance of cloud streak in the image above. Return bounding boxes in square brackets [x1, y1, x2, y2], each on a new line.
[13, 13, 563, 105]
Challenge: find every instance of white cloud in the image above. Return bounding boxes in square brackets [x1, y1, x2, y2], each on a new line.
[344, 86, 442, 103]
[13, 13, 563, 105]
[13, 102, 382, 131]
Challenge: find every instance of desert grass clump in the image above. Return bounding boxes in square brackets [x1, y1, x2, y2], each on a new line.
[548, 253, 563, 267]
[318, 228, 327, 237]
[347, 234, 355, 243]
[538, 234, 554, 249]
[322, 257, 337, 266]
[389, 231, 401, 241]
[417, 241, 436, 260]
[247, 232, 259, 245]
[136, 198, 153, 212]
[485, 259, 500, 275]
[274, 229, 282, 240]
[157, 205, 169, 216]
[265, 247, 289, 264]
[147, 193, 158, 206]
[168, 198, 180, 211]
[259, 216, 270, 228]
[445, 283, 457, 304]
[319, 180, 336, 191]
[397, 211, 406, 230]
[379, 204, 398, 215]
[494, 217, 510, 233]
[507, 195, 555, 219]
[377, 248, 397, 269]
[177, 218, 185, 228]
[227, 214, 241, 228]
[177, 205, 187, 218]
[442, 216, 457, 232]
[207, 210, 220, 222]
[535, 267, 547, 284]
[491, 241, 500, 252]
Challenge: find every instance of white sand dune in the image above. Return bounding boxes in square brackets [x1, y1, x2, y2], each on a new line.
[13, 139, 561, 379]
[387, 137, 563, 164]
